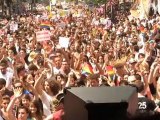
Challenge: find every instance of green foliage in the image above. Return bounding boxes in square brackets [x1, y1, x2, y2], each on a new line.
[84, 0, 108, 5]
[92, 0, 108, 5]
[65, 0, 108, 6]
[65, 0, 76, 3]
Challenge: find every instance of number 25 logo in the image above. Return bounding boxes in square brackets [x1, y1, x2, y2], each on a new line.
[138, 102, 147, 109]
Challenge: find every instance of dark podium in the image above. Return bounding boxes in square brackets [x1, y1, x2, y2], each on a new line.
[64, 86, 138, 120]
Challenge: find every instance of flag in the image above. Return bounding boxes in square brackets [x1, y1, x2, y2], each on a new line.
[40, 21, 51, 26]
[106, 65, 115, 75]
[40, 20, 51, 30]
[106, 65, 115, 81]
[81, 63, 94, 75]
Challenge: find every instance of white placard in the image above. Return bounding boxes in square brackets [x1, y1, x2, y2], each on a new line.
[10, 22, 18, 32]
[59, 37, 70, 48]
[36, 31, 50, 41]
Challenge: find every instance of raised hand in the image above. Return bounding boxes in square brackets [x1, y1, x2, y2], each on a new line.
[13, 88, 23, 99]
[38, 68, 49, 79]
[68, 71, 74, 78]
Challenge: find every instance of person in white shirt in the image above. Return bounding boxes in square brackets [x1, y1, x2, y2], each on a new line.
[0, 62, 13, 90]
[34, 69, 61, 117]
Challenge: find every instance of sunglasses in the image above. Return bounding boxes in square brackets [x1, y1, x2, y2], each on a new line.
[14, 86, 23, 89]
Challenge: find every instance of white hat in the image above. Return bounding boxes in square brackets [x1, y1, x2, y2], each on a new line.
[129, 58, 137, 64]
[9, 37, 13, 42]
[28, 51, 38, 62]
[128, 76, 136, 83]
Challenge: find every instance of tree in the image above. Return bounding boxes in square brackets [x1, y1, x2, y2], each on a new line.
[1, 0, 12, 16]
[93, 0, 108, 5]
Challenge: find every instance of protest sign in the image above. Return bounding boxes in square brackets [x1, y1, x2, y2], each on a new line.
[59, 37, 70, 48]
[36, 31, 50, 41]
[10, 22, 18, 32]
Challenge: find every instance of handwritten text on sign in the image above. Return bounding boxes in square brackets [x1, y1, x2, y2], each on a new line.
[36, 31, 50, 41]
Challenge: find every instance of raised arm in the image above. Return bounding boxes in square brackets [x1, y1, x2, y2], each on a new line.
[148, 61, 158, 86]
[65, 72, 73, 87]
[6, 88, 22, 120]
[153, 65, 160, 85]
[34, 69, 46, 95]
[23, 81, 39, 100]
[74, 53, 83, 71]
[44, 58, 54, 79]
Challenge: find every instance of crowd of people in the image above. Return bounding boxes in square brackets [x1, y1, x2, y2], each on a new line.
[0, 2, 160, 120]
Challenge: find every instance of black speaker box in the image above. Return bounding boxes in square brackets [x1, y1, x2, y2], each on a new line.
[64, 86, 138, 120]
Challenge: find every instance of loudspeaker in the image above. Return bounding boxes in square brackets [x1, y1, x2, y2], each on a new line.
[64, 86, 138, 120]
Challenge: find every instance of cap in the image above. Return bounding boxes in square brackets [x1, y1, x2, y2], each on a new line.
[129, 58, 137, 64]
[49, 54, 57, 59]
[28, 51, 38, 62]
[128, 75, 136, 83]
